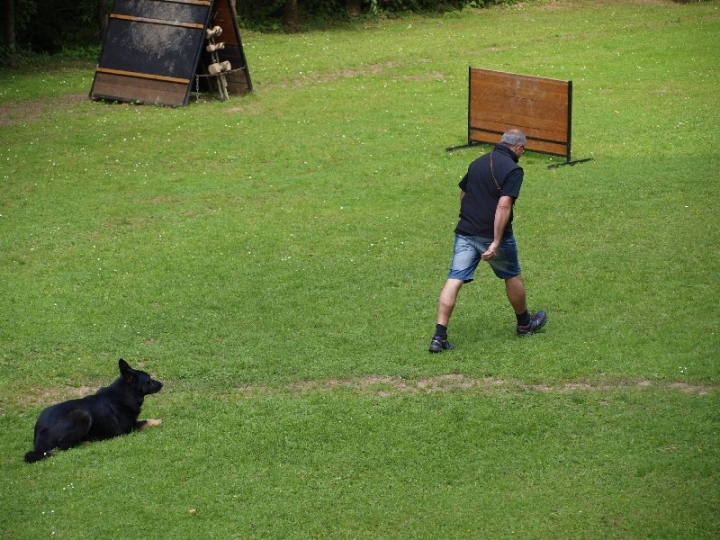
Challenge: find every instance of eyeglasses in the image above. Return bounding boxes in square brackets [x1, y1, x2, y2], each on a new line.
[518, 145, 526, 154]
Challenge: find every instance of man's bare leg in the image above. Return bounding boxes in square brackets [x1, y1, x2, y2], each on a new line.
[504, 275, 527, 315]
[437, 278, 464, 326]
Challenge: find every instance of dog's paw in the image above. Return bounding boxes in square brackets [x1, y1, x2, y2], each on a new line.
[137, 418, 162, 429]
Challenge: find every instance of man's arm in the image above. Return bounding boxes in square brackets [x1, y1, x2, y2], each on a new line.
[481, 195, 513, 261]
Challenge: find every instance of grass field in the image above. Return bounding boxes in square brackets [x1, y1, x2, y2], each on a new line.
[1, 0, 719, 538]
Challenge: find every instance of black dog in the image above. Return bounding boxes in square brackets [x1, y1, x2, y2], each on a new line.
[25, 359, 163, 463]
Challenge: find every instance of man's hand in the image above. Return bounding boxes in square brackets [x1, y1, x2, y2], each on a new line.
[482, 241, 499, 260]
[484, 195, 514, 261]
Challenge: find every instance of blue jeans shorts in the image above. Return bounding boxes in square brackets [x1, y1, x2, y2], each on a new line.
[448, 233, 522, 282]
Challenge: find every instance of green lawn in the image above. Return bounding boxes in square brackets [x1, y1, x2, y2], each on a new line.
[1, 1, 719, 538]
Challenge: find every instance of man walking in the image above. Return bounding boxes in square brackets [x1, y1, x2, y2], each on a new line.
[429, 128, 547, 353]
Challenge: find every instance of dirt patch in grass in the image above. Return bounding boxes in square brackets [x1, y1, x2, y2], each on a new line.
[284, 374, 715, 397]
[0, 93, 88, 127]
[13, 384, 101, 409]
[254, 60, 447, 90]
[10, 374, 714, 412]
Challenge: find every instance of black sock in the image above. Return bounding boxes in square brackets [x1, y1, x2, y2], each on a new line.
[516, 311, 530, 326]
[435, 324, 448, 339]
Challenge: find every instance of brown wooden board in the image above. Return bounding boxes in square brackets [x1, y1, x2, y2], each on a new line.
[91, 71, 192, 107]
[466, 68, 572, 160]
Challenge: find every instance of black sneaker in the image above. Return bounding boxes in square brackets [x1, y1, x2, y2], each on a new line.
[516, 310, 548, 337]
[429, 336, 454, 353]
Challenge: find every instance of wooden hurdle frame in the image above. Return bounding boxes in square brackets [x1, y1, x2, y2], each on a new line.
[448, 68, 590, 169]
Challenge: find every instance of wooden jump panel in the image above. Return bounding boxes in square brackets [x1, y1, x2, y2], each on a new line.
[467, 68, 572, 160]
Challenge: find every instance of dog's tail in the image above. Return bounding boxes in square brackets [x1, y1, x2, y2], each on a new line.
[24, 450, 51, 463]
[25, 426, 56, 463]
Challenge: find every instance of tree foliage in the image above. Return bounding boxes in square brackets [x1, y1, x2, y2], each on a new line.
[236, 0, 520, 30]
[1, 0, 111, 56]
[1, 0, 519, 60]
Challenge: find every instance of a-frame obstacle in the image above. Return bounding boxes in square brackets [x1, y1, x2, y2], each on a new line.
[90, 0, 252, 107]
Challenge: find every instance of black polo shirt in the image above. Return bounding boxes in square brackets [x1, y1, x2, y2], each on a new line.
[455, 144, 524, 239]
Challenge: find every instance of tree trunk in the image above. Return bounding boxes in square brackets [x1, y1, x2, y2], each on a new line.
[2, 0, 16, 54]
[282, 0, 298, 33]
[97, 0, 109, 44]
[346, 0, 362, 16]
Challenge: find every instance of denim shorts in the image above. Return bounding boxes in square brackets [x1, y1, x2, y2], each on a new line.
[448, 233, 522, 282]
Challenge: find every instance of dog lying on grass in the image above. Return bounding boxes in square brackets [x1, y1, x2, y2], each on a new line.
[24, 359, 163, 463]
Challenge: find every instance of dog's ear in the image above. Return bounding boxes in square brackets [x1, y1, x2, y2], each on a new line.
[119, 359, 136, 384]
